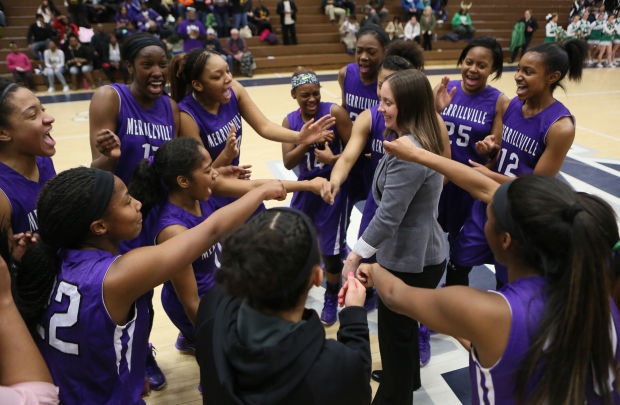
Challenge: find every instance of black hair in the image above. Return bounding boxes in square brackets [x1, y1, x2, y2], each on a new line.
[0, 78, 24, 129]
[120, 32, 167, 65]
[524, 39, 587, 92]
[216, 209, 320, 312]
[384, 39, 424, 70]
[356, 25, 389, 49]
[169, 49, 218, 102]
[457, 36, 504, 79]
[496, 176, 619, 404]
[15, 167, 103, 328]
[35, 13, 43, 19]
[128, 137, 206, 217]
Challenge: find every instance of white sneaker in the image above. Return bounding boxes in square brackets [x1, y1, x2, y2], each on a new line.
[596, 63, 604, 68]
[47, 87, 54, 93]
[62, 85, 70, 92]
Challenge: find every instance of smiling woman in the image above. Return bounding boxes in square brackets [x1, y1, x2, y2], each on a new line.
[88, 33, 180, 186]
[0, 78, 57, 236]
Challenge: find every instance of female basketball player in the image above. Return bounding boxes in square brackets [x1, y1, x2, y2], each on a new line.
[447, 39, 587, 286]
[362, 136, 620, 404]
[338, 25, 389, 206]
[342, 69, 447, 405]
[89, 33, 179, 187]
[281, 68, 352, 326]
[128, 137, 326, 352]
[0, 79, 56, 237]
[12, 166, 286, 405]
[433, 36, 509, 287]
[195, 208, 372, 405]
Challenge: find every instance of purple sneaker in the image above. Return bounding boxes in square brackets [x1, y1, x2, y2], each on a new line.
[363, 287, 377, 312]
[146, 344, 167, 391]
[419, 325, 431, 367]
[175, 333, 196, 355]
[320, 290, 338, 326]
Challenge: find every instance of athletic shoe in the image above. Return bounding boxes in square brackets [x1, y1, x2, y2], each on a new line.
[597, 63, 604, 68]
[47, 87, 54, 93]
[62, 85, 70, 92]
[175, 333, 196, 355]
[145, 343, 167, 391]
[320, 290, 338, 326]
[419, 325, 431, 367]
[363, 287, 378, 312]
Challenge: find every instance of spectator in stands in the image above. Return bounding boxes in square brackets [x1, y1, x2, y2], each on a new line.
[385, 15, 405, 40]
[43, 39, 70, 92]
[37, 0, 60, 24]
[452, 4, 475, 39]
[178, 7, 207, 51]
[570, 0, 593, 22]
[340, 15, 360, 53]
[230, 0, 252, 29]
[90, 23, 109, 71]
[27, 14, 55, 60]
[137, 0, 163, 33]
[114, 6, 133, 38]
[205, 27, 225, 52]
[102, 33, 129, 83]
[177, 0, 193, 19]
[0, 1, 5, 27]
[6, 42, 35, 89]
[360, 4, 381, 27]
[67, 0, 88, 26]
[65, 34, 95, 89]
[509, 9, 538, 62]
[324, 0, 347, 24]
[420, 5, 436, 49]
[225, 27, 254, 75]
[404, 14, 421, 42]
[120, 0, 142, 22]
[85, 0, 115, 23]
[277, 0, 297, 45]
[342, 0, 356, 16]
[369, 0, 389, 22]
[402, 0, 423, 19]
[431, 0, 447, 25]
[52, 15, 79, 46]
[213, 0, 231, 37]
[252, 0, 272, 35]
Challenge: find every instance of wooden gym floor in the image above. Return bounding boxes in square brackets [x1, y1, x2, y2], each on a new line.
[41, 64, 620, 404]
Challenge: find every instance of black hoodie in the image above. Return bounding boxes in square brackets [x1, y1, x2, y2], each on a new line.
[195, 285, 372, 405]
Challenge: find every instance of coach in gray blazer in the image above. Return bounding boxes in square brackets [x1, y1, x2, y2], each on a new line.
[353, 134, 446, 273]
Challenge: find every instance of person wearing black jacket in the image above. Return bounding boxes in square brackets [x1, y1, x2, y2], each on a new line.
[252, 0, 272, 34]
[27, 14, 55, 59]
[509, 9, 538, 62]
[195, 208, 372, 405]
[64, 34, 96, 89]
[276, 0, 297, 44]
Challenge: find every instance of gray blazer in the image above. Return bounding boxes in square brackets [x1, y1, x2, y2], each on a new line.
[354, 135, 447, 273]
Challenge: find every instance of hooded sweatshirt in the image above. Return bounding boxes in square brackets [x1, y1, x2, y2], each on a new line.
[195, 285, 372, 405]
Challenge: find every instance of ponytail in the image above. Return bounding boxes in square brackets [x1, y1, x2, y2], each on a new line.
[17, 241, 59, 329]
[128, 137, 206, 216]
[128, 158, 165, 218]
[525, 40, 587, 92]
[169, 52, 188, 102]
[502, 177, 618, 404]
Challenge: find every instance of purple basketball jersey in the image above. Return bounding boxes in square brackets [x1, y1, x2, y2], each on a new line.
[470, 276, 620, 404]
[111, 83, 175, 185]
[343, 62, 380, 202]
[494, 98, 573, 177]
[178, 90, 245, 210]
[155, 200, 221, 339]
[358, 105, 389, 237]
[0, 157, 55, 234]
[440, 81, 502, 165]
[343, 63, 379, 121]
[287, 102, 348, 256]
[438, 81, 501, 238]
[37, 249, 149, 405]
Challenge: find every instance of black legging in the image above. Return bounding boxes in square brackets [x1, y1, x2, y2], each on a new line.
[373, 261, 446, 405]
